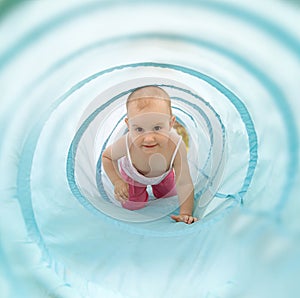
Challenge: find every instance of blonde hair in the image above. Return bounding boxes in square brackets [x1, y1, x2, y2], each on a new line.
[173, 121, 189, 150]
[126, 86, 172, 115]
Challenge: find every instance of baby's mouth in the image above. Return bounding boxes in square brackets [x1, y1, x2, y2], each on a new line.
[143, 144, 157, 148]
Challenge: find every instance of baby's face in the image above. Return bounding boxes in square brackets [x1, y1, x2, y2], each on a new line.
[126, 100, 175, 153]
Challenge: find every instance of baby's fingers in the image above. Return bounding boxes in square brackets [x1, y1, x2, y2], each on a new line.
[171, 215, 186, 222]
[116, 194, 127, 203]
[187, 216, 198, 224]
[115, 189, 128, 202]
[171, 214, 198, 224]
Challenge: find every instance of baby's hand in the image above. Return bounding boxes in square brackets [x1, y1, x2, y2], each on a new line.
[114, 180, 129, 203]
[171, 214, 198, 224]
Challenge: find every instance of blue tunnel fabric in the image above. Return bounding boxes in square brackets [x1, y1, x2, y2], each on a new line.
[0, 1, 300, 297]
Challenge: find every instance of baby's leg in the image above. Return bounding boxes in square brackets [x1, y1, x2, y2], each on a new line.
[120, 168, 148, 210]
[152, 170, 177, 199]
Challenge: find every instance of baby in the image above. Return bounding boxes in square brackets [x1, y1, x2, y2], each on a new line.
[102, 86, 197, 224]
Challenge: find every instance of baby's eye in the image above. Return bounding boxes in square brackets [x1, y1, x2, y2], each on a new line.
[154, 126, 162, 131]
[135, 127, 144, 133]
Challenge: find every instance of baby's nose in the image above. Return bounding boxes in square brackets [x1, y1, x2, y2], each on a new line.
[143, 132, 155, 142]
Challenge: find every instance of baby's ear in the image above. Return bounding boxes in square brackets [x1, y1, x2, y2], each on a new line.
[170, 115, 176, 128]
[125, 117, 129, 128]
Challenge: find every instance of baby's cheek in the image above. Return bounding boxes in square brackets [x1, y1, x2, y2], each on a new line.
[129, 133, 143, 145]
[157, 132, 170, 144]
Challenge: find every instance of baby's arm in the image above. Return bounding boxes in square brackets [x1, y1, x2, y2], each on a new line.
[171, 142, 197, 224]
[102, 136, 128, 202]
